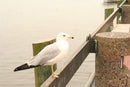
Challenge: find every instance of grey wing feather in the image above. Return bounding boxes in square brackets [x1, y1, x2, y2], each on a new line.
[28, 43, 61, 65]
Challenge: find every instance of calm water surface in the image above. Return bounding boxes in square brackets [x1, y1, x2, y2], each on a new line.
[0, 0, 117, 87]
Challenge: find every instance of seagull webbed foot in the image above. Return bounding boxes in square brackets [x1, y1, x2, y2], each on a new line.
[52, 72, 59, 78]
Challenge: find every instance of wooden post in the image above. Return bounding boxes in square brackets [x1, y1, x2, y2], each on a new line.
[105, 8, 114, 32]
[32, 39, 57, 87]
[95, 32, 130, 87]
[121, 5, 130, 23]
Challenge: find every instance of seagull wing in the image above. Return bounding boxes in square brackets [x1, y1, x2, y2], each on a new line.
[28, 43, 61, 66]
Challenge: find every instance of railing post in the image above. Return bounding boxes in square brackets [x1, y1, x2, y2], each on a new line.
[105, 8, 114, 32]
[32, 39, 56, 87]
[95, 32, 130, 87]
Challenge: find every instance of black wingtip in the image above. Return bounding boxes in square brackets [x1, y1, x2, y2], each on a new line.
[13, 63, 40, 72]
[14, 68, 18, 72]
[14, 69, 17, 72]
[14, 67, 22, 72]
[14, 63, 29, 72]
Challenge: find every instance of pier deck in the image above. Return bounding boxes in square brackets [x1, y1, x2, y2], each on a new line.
[112, 24, 130, 33]
[66, 54, 95, 87]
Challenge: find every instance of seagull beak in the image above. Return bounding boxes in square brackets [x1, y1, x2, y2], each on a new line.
[68, 37, 74, 39]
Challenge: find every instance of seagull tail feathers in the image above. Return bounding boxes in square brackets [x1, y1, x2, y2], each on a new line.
[14, 63, 40, 72]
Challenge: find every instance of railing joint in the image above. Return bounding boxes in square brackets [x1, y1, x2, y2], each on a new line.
[119, 7, 122, 14]
[86, 34, 91, 41]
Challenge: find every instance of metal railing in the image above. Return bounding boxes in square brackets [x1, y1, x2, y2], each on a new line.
[38, 0, 126, 87]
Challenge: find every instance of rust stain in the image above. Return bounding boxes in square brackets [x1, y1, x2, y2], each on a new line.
[124, 56, 130, 70]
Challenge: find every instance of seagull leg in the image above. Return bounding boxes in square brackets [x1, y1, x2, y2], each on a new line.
[51, 65, 59, 78]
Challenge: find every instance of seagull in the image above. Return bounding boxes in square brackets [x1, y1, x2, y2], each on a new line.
[14, 32, 74, 78]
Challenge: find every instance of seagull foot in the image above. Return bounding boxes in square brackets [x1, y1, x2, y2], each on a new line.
[52, 73, 59, 78]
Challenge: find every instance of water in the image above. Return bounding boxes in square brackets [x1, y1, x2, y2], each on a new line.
[0, 0, 117, 87]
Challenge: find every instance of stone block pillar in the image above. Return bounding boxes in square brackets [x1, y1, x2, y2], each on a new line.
[95, 32, 130, 87]
[121, 5, 130, 23]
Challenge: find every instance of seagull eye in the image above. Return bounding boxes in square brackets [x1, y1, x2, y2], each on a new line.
[63, 35, 66, 37]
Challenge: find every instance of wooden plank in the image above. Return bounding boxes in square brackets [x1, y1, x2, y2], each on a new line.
[112, 24, 130, 32]
[66, 56, 95, 87]
[84, 72, 95, 87]
[32, 39, 57, 87]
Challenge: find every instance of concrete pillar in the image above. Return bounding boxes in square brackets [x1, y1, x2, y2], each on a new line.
[121, 5, 130, 23]
[95, 32, 130, 87]
[128, 0, 130, 4]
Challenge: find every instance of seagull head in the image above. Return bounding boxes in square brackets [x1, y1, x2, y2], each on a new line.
[56, 32, 74, 41]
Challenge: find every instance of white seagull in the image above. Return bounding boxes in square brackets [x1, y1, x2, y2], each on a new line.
[14, 32, 74, 78]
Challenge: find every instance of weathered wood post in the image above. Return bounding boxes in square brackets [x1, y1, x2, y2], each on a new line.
[105, 8, 114, 32]
[32, 39, 56, 87]
[95, 32, 130, 87]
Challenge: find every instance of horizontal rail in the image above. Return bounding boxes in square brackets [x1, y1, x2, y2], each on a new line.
[92, 0, 126, 38]
[41, 40, 91, 87]
[41, 0, 126, 87]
